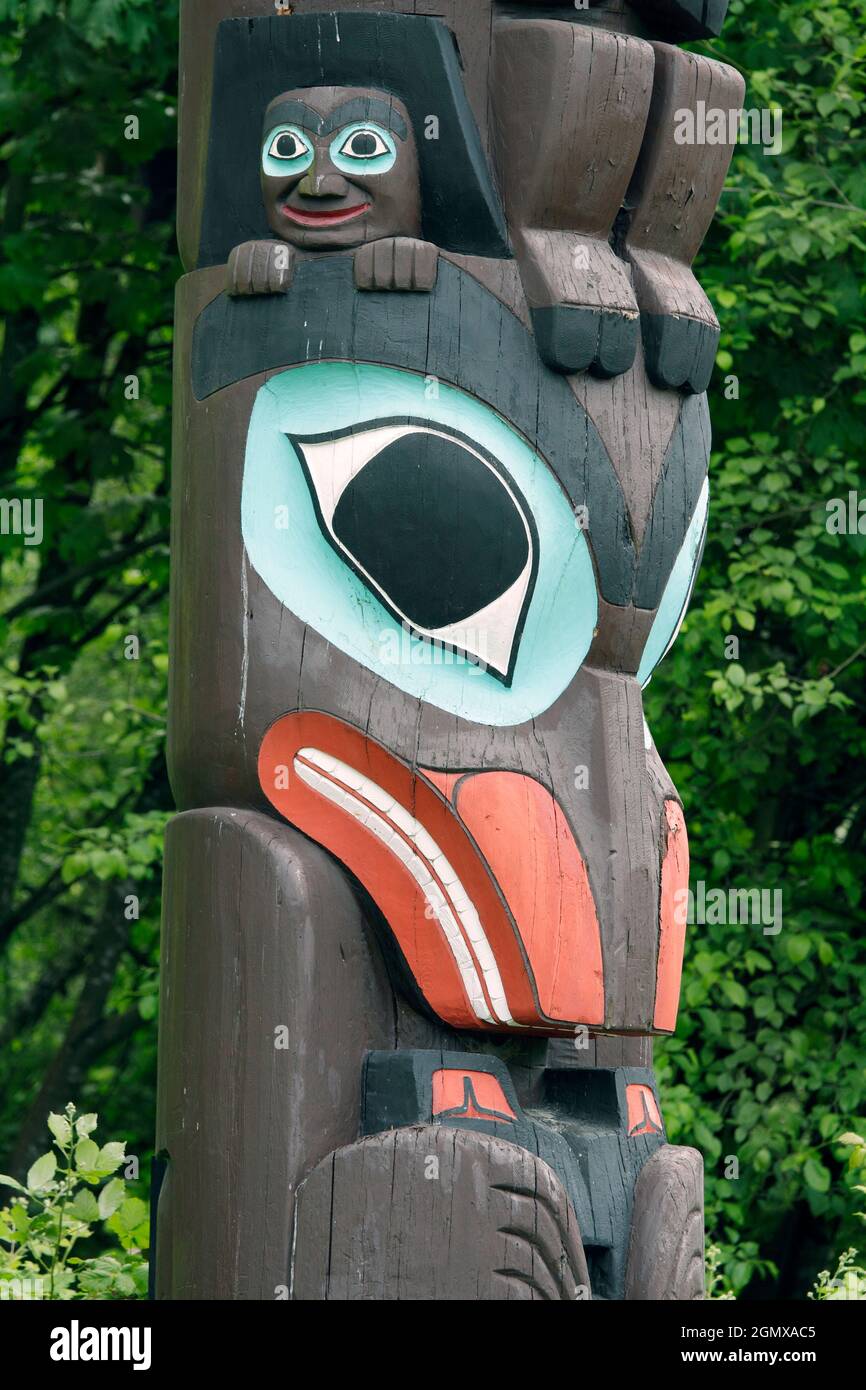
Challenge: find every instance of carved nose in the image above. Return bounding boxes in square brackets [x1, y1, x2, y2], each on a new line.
[297, 170, 351, 199]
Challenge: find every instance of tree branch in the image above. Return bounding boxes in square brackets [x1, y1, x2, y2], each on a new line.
[2, 529, 169, 622]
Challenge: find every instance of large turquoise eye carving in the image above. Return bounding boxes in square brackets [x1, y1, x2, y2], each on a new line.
[262, 125, 315, 178]
[637, 478, 709, 688]
[241, 362, 598, 725]
[330, 122, 397, 175]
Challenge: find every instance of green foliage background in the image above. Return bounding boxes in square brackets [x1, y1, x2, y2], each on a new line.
[0, 0, 864, 1299]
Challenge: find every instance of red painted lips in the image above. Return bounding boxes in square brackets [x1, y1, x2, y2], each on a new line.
[280, 202, 371, 228]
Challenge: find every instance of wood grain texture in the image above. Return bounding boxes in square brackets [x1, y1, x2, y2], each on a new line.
[492, 18, 652, 373]
[291, 1125, 591, 1300]
[162, 0, 723, 1299]
[624, 40, 746, 389]
[154, 809, 394, 1299]
[168, 262, 699, 1034]
[625, 1144, 706, 1299]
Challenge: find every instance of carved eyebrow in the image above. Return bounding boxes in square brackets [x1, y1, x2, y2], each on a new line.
[262, 100, 325, 136]
[263, 97, 409, 145]
[320, 99, 408, 140]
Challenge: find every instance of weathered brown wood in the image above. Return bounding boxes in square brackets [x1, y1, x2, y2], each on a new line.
[625, 1145, 706, 1299]
[624, 42, 746, 390]
[292, 1126, 591, 1300]
[155, 810, 394, 1298]
[156, 0, 741, 1301]
[491, 19, 653, 374]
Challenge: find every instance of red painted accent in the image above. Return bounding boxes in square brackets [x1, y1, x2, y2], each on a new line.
[422, 769, 463, 804]
[293, 750, 500, 1024]
[259, 712, 548, 1030]
[653, 800, 690, 1032]
[280, 201, 370, 228]
[626, 1083, 664, 1137]
[432, 1069, 517, 1122]
[452, 772, 605, 1027]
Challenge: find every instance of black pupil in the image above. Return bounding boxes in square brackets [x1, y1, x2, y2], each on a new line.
[331, 432, 529, 631]
[276, 133, 301, 158]
[350, 132, 378, 157]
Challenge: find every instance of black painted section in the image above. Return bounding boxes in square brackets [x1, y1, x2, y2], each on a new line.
[191, 256, 639, 607]
[201, 13, 511, 266]
[332, 429, 530, 630]
[532, 305, 639, 379]
[634, 392, 710, 610]
[642, 313, 720, 395]
[147, 1154, 168, 1302]
[631, 0, 729, 39]
[362, 1048, 667, 1300]
[192, 259, 712, 616]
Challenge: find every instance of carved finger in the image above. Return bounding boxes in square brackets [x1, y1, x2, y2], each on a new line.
[355, 238, 439, 292]
[353, 241, 376, 291]
[623, 43, 745, 392]
[410, 239, 439, 291]
[226, 241, 254, 297]
[227, 239, 293, 297]
[492, 20, 654, 377]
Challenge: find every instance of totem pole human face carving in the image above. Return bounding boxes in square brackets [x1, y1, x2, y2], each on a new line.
[260, 88, 422, 250]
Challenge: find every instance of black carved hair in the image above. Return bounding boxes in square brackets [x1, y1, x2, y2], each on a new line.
[198, 12, 511, 266]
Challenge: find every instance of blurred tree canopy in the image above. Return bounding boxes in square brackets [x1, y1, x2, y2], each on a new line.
[0, 0, 863, 1299]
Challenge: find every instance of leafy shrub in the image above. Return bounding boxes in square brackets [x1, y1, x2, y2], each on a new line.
[0, 1104, 148, 1300]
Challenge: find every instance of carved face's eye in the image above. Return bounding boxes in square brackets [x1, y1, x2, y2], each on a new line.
[289, 421, 536, 683]
[262, 125, 315, 177]
[637, 478, 709, 688]
[330, 122, 397, 175]
[241, 362, 598, 725]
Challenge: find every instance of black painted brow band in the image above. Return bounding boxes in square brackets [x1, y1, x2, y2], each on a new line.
[263, 100, 408, 141]
[320, 100, 408, 140]
[263, 101, 325, 137]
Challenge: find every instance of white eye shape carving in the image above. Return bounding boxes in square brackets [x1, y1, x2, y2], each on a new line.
[269, 131, 307, 161]
[337, 128, 390, 160]
[287, 420, 538, 685]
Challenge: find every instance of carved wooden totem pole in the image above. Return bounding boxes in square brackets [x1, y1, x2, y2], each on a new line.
[156, 0, 744, 1300]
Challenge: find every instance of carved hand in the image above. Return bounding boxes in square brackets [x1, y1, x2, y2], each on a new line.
[354, 238, 439, 293]
[227, 240, 295, 297]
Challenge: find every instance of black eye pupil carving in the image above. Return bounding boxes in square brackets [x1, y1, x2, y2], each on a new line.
[276, 133, 301, 158]
[331, 432, 529, 631]
[349, 132, 378, 156]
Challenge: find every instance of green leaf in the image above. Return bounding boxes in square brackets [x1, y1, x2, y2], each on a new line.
[724, 980, 748, 1008]
[98, 1177, 126, 1220]
[27, 1152, 57, 1190]
[48, 1113, 72, 1147]
[0, 1173, 27, 1194]
[803, 1158, 831, 1194]
[75, 1114, 98, 1138]
[785, 935, 812, 965]
[111, 1196, 148, 1235]
[74, 1138, 100, 1173]
[95, 1142, 126, 1174]
[10, 1206, 31, 1238]
[69, 1189, 99, 1223]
